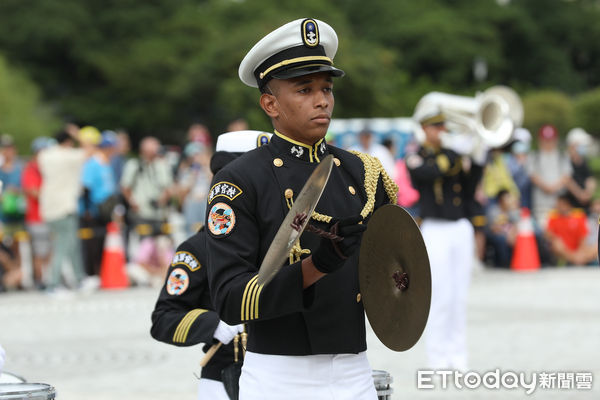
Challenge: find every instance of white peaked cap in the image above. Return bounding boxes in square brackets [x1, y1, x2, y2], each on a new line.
[238, 18, 343, 89]
[215, 130, 272, 152]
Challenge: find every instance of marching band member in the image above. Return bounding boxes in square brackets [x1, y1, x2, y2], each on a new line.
[407, 107, 485, 370]
[205, 18, 397, 400]
[151, 130, 271, 400]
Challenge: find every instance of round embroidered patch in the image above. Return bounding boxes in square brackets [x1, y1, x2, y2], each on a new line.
[166, 268, 189, 296]
[208, 202, 236, 237]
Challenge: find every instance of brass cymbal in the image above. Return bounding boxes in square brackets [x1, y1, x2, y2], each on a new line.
[257, 154, 334, 287]
[359, 204, 431, 352]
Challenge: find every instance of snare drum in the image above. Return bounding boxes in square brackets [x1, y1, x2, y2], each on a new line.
[0, 383, 56, 400]
[372, 370, 393, 400]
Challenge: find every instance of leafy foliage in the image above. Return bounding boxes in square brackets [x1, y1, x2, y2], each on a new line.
[0, 55, 61, 152]
[522, 90, 574, 138]
[574, 88, 600, 136]
[0, 0, 599, 145]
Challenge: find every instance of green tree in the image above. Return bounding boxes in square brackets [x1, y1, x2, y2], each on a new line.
[522, 90, 573, 138]
[1, 0, 600, 144]
[573, 87, 600, 137]
[0, 55, 61, 152]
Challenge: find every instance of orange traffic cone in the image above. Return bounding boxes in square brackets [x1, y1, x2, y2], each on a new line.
[511, 208, 541, 271]
[100, 222, 130, 289]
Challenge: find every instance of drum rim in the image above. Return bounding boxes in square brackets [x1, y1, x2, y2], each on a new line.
[0, 382, 55, 394]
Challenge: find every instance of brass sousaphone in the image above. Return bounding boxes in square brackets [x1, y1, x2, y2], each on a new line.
[359, 205, 432, 351]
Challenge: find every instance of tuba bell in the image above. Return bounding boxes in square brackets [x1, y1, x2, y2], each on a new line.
[412, 85, 523, 149]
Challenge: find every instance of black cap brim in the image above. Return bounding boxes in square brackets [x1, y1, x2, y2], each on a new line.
[210, 151, 243, 174]
[270, 65, 345, 80]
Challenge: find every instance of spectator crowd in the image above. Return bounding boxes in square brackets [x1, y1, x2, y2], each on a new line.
[0, 121, 597, 294]
[0, 122, 217, 294]
[347, 124, 599, 270]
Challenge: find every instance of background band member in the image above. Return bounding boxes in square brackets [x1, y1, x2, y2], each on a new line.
[407, 109, 484, 370]
[151, 130, 271, 400]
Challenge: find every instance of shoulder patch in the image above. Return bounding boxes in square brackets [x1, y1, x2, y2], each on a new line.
[208, 202, 236, 237]
[166, 268, 190, 296]
[257, 133, 271, 147]
[208, 181, 243, 203]
[171, 251, 201, 271]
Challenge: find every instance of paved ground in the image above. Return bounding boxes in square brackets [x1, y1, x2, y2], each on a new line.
[1, 266, 599, 399]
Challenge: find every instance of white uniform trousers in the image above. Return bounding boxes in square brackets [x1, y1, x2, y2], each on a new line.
[197, 378, 229, 400]
[421, 218, 474, 370]
[239, 351, 377, 400]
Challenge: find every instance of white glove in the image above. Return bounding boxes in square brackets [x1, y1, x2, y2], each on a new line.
[0, 344, 5, 374]
[213, 320, 244, 345]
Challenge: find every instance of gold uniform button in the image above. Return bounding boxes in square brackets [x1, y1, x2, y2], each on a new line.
[348, 186, 356, 195]
[273, 158, 283, 167]
[284, 189, 294, 199]
[453, 183, 462, 192]
[356, 293, 362, 303]
[333, 157, 341, 167]
[453, 197, 462, 206]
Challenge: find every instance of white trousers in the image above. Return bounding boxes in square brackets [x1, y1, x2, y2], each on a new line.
[239, 351, 377, 400]
[421, 218, 474, 370]
[197, 378, 229, 400]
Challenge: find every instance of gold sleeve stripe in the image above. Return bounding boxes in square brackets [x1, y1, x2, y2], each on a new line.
[240, 275, 265, 321]
[173, 309, 208, 343]
[248, 281, 259, 320]
[245, 277, 258, 321]
[173, 311, 194, 343]
[241, 276, 258, 321]
[173, 309, 205, 343]
[254, 283, 264, 320]
[181, 309, 208, 343]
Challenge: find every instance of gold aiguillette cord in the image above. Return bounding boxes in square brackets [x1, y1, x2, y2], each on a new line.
[241, 326, 247, 358]
[234, 334, 240, 362]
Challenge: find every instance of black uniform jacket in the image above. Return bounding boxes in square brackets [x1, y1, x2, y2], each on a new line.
[407, 144, 484, 226]
[205, 131, 395, 356]
[151, 229, 236, 381]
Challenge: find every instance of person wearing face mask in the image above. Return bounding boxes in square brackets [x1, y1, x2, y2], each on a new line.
[565, 128, 596, 214]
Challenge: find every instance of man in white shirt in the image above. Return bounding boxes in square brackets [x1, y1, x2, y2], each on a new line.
[38, 130, 89, 292]
[527, 124, 572, 228]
